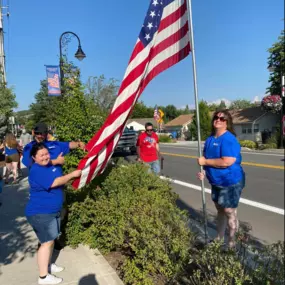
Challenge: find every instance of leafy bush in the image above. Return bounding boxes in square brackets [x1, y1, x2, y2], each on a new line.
[262, 143, 278, 149]
[239, 140, 257, 149]
[252, 241, 284, 285]
[174, 241, 252, 285]
[159, 134, 173, 143]
[65, 163, 193, 285]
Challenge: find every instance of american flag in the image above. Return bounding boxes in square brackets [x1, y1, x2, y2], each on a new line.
[73, 0, 190, 189]
[154, 105, 160, 121]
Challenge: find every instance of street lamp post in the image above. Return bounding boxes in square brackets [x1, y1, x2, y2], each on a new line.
[59, 31, 86, 89]
[268, 65, 285, 148]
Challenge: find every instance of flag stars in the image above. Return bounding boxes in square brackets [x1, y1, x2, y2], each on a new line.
[145, 34, 151, 41]
[152, 0, 158, 6]
[150, 11, 156, 18]
[147, 22, 153, 29]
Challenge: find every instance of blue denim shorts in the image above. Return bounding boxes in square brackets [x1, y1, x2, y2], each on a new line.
[26, 212, 61, 244]
[146, 160, 160, 174]
[211, 175, 245, 209]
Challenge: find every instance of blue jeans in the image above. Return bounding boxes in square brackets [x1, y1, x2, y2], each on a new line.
[146, 160, 160, 175]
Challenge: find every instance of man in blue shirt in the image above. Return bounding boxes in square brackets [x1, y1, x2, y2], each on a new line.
[22, 122, 85, 169]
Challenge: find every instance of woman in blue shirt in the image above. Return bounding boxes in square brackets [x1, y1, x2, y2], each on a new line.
[197, 110, 245, 249]
[4, 133, 20, 184]
[26, 143, 81, 285]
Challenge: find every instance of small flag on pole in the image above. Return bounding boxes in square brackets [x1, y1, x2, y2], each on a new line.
[73, 0, 191, 189]
[154, 105, 160, 121]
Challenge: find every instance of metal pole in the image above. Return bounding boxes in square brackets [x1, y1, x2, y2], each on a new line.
[186, 0, 208, 242]
[280, 74, 285, 148]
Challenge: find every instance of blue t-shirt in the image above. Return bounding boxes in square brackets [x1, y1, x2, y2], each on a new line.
[22, 140, 70, 168]
[25, 163, 64, 216]
[5, 146, 18, 156]
[203, 131, 244, 186]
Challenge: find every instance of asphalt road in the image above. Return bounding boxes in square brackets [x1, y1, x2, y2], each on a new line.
[159, 144, 284, 243]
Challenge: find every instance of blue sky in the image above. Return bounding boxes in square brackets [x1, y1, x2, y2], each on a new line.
[3, 0, 284, 111]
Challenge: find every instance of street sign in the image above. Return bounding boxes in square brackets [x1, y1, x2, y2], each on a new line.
[158, 109, 164, 118]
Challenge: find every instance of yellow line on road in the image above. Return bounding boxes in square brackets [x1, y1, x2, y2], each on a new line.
[161, 152, 285, 170]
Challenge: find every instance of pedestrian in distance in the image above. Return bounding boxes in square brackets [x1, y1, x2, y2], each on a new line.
[136, 122, 161, 174]
[197, 110, 245, 249]
[3, 133, 20, 184]
[26, 143, 82, 285]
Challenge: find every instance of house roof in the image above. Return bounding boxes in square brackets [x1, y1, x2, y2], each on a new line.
[229, 107, 267, 124]
[127, 118, 160, 127]
[165, 114, 193, 127]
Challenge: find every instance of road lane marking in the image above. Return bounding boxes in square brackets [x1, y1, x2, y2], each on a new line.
[160, 176, 285, 216]
[161, 145, 285, 157]
[161, 152, 285, 170]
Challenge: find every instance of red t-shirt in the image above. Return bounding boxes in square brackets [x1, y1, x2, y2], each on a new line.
[136, 132, 159, 162]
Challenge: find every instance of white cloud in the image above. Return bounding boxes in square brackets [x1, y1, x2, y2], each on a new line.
[207, 98, 232, 107]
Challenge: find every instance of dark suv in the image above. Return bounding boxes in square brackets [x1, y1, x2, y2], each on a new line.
[114, 127, 137, 155]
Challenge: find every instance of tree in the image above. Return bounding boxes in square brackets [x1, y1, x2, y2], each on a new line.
[29, 80, 59, 127]
[207, 103, 219, 112]
[85, 75, 118, 112]
[54, 63, 106, 172]
[182, 104, 192, 114]
[218, 100, 227, 110]
[229, 99, 255, 110]
[164, 104, 180, 121]
[267, 30, 285, 95]
[131, 101, 154, 118]
[189, 100, 211, 140]
[0, 83, 18, 137]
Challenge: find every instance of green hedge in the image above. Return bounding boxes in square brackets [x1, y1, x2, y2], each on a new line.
[159, 134, 173, 143]
[65, 163, 193, 285]
[239, 140, 257, 149]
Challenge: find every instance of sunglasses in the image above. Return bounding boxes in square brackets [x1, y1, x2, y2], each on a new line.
[34, 132, 46, 135]
[213, 115, 227, 122]
[146, 129, 153, 132]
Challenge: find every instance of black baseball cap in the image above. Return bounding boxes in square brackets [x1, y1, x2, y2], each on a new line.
[34, 122, 48, 134]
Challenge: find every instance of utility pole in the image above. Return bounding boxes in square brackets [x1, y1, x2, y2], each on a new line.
[0, 0, 7, 84]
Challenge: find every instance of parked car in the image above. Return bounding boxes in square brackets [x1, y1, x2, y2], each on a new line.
[155, 129, 174, 139]
[114, 127, 138, 155]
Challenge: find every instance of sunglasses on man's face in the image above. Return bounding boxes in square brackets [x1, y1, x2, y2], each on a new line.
[213, 115, 227, 122]
[146, 129, 153, 132]
[34, 132, 46, 136]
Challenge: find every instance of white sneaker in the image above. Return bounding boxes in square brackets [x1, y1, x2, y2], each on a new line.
[49, 263, 65, 273]
[38, 274, 63, 284]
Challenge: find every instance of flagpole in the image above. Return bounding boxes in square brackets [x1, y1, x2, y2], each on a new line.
[186, 0, 208, 243]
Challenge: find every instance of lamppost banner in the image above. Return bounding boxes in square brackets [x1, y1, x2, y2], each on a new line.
[46, 65, 61, 96]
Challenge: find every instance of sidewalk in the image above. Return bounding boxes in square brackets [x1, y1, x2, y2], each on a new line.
[0, 172, 124, 285]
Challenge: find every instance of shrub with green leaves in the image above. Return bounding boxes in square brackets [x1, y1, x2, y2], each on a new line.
[175, 241, 252, 285]
[159, 134, 173, 143]
[239, 140, 257, 149]
[65, 163, 193, 285]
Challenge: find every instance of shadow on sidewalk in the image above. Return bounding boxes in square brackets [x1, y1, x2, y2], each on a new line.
[177, 198, 267, 248]
[78, 274, 99, 285]
[0, 169, 38, 272]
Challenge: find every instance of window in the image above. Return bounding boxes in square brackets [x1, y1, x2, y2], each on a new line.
[247, 128, 252, 134]
[242, 128, 247, 134]
[254, 124, 259, 133]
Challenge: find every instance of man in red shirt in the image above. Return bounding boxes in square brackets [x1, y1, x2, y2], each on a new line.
[136, 122, 160, 174]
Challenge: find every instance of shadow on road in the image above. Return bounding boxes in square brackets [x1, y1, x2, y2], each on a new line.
[0, 168, 37, 274]
[78, 274, 99, 285]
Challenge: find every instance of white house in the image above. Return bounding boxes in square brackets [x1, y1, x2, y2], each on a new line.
[230, 107, 279, 142]
[126, 118, 161, 131]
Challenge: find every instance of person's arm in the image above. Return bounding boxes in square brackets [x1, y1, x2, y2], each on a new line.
[69, 141, 85, 150]
[51, 170, 81, 188]
[50, 152, 65, 166]
[198, 156, 236, 168]
[156, 142, 160, 157]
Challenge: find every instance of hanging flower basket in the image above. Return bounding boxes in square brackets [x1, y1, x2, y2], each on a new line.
[261, 95, 282, 113]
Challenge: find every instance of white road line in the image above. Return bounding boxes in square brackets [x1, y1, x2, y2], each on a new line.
[160, 176, 285, 216]
[161, 145, 284, 157]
